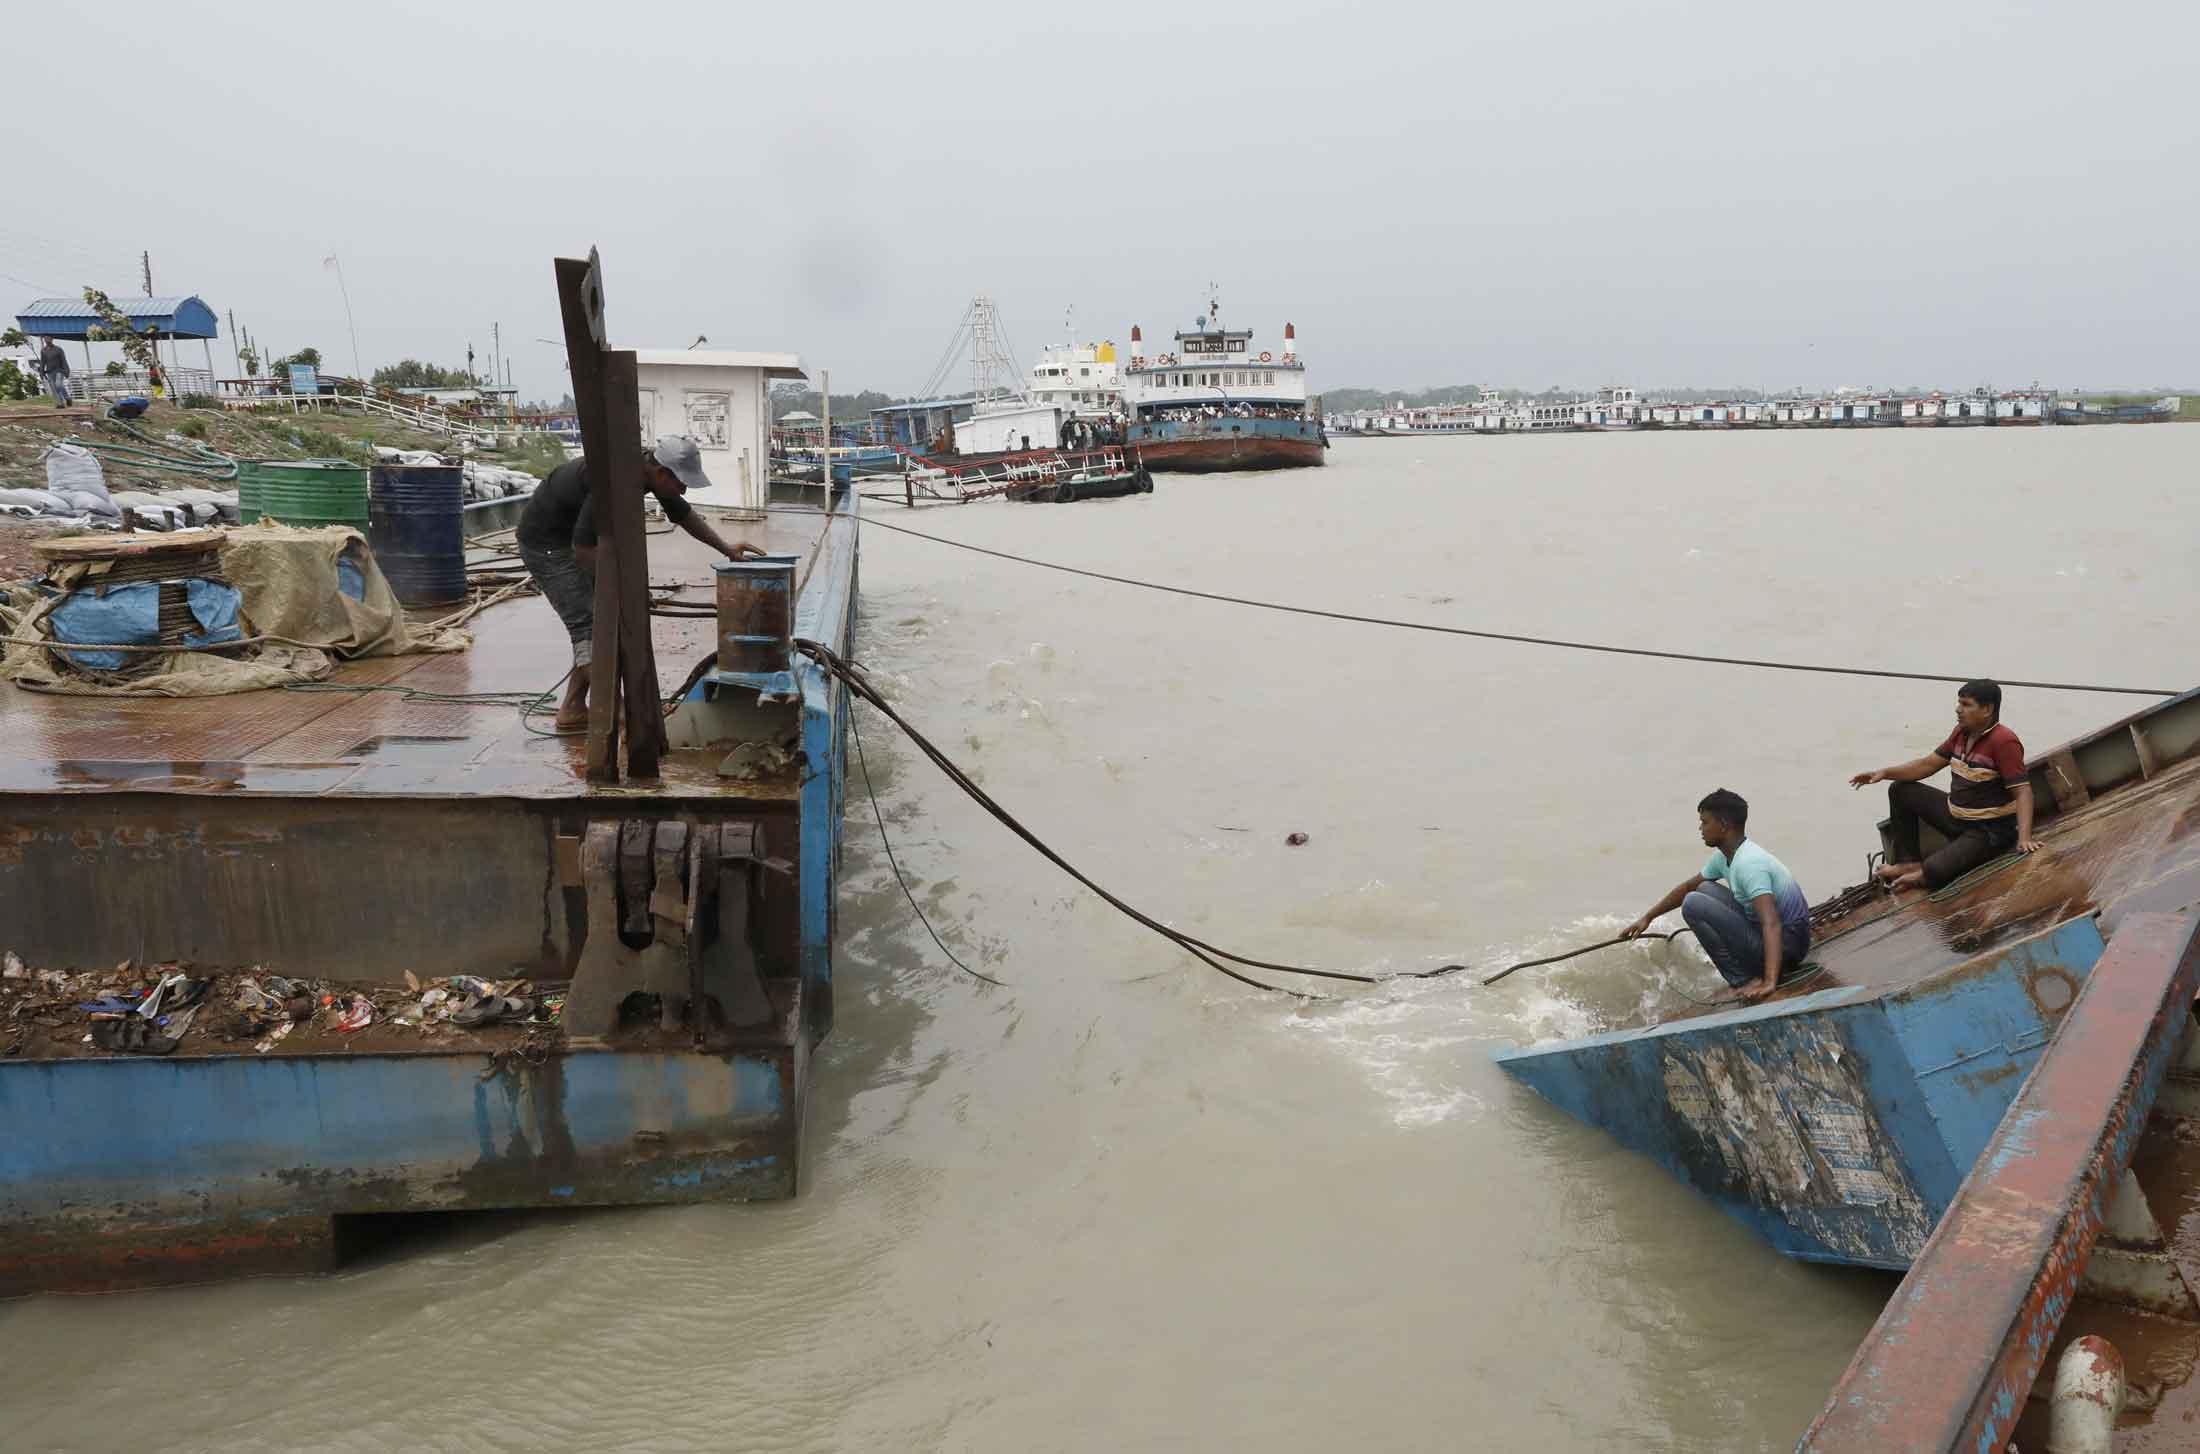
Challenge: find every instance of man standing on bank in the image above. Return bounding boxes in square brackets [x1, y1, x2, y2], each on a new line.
[517, 435, 761, 731]
[36, 338, 71, 407]
[1622, 789, 1812, 1001]
[1850, 679, 2043, 893]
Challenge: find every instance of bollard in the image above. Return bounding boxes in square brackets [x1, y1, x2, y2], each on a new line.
[2046, 1334, 2123, 1454]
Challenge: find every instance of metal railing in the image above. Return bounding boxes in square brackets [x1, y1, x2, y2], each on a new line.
[63, 366, 218, 403]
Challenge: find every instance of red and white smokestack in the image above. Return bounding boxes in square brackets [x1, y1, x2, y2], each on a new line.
[1130, 324, 1142, 369]
[1283, 321, 1297, 363]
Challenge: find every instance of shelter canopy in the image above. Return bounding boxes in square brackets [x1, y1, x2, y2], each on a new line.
[13, 295, 219, 340]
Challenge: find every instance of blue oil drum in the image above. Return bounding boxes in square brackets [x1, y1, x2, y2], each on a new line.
[368, 463, 467, 605]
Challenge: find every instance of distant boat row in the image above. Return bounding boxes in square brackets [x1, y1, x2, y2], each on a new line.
[1331, 386, 2183, 435]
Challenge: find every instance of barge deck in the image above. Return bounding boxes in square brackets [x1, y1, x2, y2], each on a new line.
[0, 499, 860, 1295]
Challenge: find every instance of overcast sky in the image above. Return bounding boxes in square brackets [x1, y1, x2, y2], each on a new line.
[10, 0, 2194, 401]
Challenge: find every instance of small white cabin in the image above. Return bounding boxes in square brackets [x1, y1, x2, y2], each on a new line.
[958, 401, 1063, 455]
[634, 349, 807, 518]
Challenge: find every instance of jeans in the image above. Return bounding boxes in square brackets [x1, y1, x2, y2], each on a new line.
[517, 542, 596, 666]
[1682, 881, 1811, 988]
[42, 370, 71, 406]
[1887, 780, 2016, 889]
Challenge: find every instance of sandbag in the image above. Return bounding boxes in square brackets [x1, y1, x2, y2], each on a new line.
[0, 487, 70, 515]
[43, 444, 109, 505]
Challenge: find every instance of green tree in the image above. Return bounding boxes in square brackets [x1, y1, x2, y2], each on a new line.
[1, 327, 26, 350]
[81, 288, 157, 369]
[267, 346, 326, 380]
[372, 359, 475, 390]
[0, 360, 32, 401]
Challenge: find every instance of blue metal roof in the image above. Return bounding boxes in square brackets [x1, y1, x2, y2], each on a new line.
[13, 294, 219, 340]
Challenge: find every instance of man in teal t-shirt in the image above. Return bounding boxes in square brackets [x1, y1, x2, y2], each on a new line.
[1623, 788, 1812, 1000]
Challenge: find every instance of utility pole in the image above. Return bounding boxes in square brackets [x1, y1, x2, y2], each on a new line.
[227, 308, 241, 377]
[142, 252, 160, 384]
[323, 253, 363, 384]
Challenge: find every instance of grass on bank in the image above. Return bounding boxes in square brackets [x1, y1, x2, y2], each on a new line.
[0, 397, 567, 490]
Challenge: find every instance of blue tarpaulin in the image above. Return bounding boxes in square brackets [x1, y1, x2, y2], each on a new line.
[46, 580, 244, 671]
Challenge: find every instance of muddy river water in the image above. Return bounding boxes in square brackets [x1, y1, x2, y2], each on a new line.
[3, 425, 2193, 1450]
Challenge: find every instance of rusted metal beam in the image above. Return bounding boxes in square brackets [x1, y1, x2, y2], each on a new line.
[1799, 909, 2200, 1452]
[599, 348, 664, 777]
[553, 251, 622, 782]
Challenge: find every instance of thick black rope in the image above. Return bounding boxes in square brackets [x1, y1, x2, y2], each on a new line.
[850, 513, 2179, 699]
[800, 638, 1712, 997]
[849, 703, 1007, 987]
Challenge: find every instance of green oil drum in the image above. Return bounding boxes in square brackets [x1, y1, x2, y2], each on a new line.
[236, 459, 370, 529]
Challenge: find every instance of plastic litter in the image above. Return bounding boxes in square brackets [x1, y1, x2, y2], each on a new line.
[2, 951, 24, 979]
[332, 996, 374, 1033]
[254, 1022, 294, 1054]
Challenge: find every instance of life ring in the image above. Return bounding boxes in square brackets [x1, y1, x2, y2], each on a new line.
[1259, 352, 1272, 363]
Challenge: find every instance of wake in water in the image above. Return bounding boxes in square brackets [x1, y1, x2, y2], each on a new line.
[1279, 914, 1728, 1129]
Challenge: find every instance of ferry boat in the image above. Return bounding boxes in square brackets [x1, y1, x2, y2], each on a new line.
[1120, 299, 1325, 472]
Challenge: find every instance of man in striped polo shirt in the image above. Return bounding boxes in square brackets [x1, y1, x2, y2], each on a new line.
[1850, 679, 2043, 892]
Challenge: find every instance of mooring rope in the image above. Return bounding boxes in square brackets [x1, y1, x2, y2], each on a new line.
[847, 513, 2179, 699]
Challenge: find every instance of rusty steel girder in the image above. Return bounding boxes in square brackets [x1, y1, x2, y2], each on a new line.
[1800, 909, 2200, 1452]
[561, 817, 776, 1040]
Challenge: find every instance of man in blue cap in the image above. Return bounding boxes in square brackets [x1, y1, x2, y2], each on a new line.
[517, 434, 758, 731]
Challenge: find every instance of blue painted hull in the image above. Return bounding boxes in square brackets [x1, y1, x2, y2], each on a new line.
[0, 1043, 800, 1295]
[1495, 915, 2107, 1269]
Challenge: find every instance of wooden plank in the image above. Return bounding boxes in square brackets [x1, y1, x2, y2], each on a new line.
[2046, 749, 2092, 812]
[33, 529, 226, 561]
[553, 252, 622, 782]
[600, 350, 664, 777]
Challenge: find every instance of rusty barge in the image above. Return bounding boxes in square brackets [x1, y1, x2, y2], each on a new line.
[0, 254, 864, 1296]
[0, 499, 858, 1295]
[1498, 686, 2200, 1447]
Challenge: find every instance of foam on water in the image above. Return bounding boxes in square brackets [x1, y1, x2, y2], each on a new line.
[1276, 913, 1732, 1128]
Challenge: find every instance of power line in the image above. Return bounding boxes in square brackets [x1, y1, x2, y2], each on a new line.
[852, 513, 2180, 700]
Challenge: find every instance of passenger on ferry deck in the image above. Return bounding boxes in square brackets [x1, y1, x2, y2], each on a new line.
[1850, 679, 2041, 892]
[1622, 789, 1812, 1001]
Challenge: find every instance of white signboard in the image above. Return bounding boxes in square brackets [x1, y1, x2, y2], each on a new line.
[685, 391, 731, 448]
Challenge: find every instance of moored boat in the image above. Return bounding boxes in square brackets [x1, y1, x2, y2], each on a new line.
[2054, 395, 2183, 425]
[0, 486, 862, 1295]
[1121, 298, 1325, 473]
[1498, 683, 2200, 1266]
